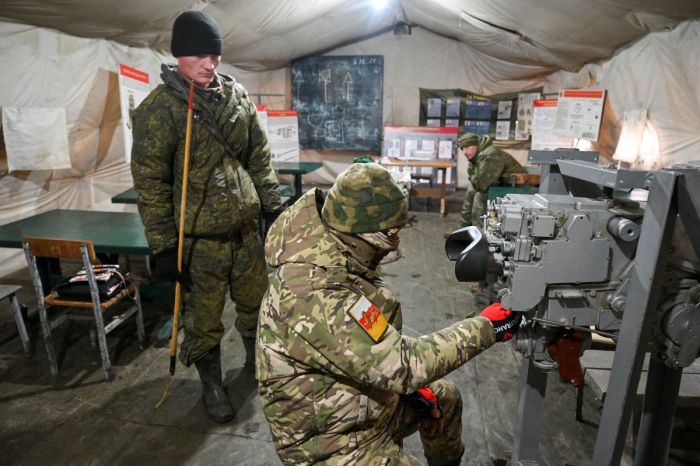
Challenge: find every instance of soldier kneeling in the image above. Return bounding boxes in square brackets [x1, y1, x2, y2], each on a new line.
[256, 163, 519, 465]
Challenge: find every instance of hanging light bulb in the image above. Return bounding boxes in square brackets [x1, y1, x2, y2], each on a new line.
[372, 0, 390, 10]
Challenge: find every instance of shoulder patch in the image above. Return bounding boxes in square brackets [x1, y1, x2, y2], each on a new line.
[347, 295, 388, 343]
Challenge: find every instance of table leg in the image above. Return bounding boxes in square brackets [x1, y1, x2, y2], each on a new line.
[439, 168, 447, 217]
[293, 174, 303, 203]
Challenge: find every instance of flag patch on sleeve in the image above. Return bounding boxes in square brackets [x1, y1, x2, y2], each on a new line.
[347, 295, 389, 343]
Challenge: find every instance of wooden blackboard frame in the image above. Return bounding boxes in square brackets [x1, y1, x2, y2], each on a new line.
[291, 55, 384, 151]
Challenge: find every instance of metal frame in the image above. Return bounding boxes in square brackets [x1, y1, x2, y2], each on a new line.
[510, 160, 700, 465]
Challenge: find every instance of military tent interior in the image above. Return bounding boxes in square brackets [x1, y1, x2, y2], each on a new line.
[1, 0, 699, 272]
[1, 1, 700, 463]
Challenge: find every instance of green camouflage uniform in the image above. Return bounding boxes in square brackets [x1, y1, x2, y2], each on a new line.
[460, 136, 525, 227]
[131, 64, 281, 365]
[257, 187, 497, 465]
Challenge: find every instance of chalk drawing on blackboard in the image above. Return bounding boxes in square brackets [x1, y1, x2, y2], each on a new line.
[291, 55, 383, 151]
[342, 73, 353, 102]
[293, 69, 304, 96]
[319, 69, 332, 103]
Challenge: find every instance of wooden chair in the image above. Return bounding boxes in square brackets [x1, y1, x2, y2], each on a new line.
[22, 237, 145, 381]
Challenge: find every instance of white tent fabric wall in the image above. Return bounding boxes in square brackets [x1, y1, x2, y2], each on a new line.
[2, 15, 700, 277]
[0, 22, 285, 275]
[544, 20, 700, 170]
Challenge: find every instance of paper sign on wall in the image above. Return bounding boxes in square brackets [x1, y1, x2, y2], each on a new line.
[266, 110, 300, 162]
[119, 64, 151, 163]
[553, 89, 605, 141]
[531, 99, 575, 151]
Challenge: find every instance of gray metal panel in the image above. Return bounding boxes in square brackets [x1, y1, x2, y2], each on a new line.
[528, 150, 599, 165]
[556, 159, 651, 190]
[592, 170, 679, 465]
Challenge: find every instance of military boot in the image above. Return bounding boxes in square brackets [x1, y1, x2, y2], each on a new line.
[194, 345, 235, 423]
[242, 336, 256, 370]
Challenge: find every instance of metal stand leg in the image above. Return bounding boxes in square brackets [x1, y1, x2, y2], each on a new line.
[135, 287, 146, 347]
[512, 357, 548, 466]
[91, 301, 113, 381]
[592, 171, 678, 465]
[38, 303, 59, 376]
[633, 354, 683, 466]
[9, 293, 31, 356]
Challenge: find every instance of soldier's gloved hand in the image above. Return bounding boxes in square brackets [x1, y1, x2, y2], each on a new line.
[154, 248, 192, 292]
[262, 210, 281, 238]
[407, 387, 444, 438]
[480, 302, 520, 342]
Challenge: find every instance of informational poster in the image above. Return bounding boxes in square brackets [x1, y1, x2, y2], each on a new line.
[386, 138, 401, 158]
[118, 64, 151, 163]
[554, 89, 605, 140]
[427, 98, 442, 118]
[531, 99, 575, 150]
[266, 110, 300, 162]
[403, 139, 418, 159]
[444, 118, 459, 127]
[256, 104, 269, 134]
[515, 92, 541, 140]
[464, 99, 492, 119]
[464, 120, 490, 136]
[496, 121, 511, 140]
[421, 139, 436, 155]
[445, 98, 461, 118]
[497, 100, 513, 119]
[438, 140, 453, 159]
[427, 119, 441, 127]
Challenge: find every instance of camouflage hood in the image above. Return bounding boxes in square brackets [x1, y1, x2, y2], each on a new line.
[264, 188, 347, 270]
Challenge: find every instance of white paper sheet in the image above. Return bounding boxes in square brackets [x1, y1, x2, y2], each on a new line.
[2, 107, 71, 171]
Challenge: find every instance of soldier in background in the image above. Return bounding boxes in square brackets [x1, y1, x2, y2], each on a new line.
[131, 11, 282, 423]
[257, 163, 520, 465]
[458, 133, 525, 228]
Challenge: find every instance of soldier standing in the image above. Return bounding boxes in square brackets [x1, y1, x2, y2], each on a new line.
[257, 163, 520, 465]
[458, 133, 525, 228]
[131, 11, 282, 423]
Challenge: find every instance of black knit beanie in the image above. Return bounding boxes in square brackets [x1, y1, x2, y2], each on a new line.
[171, 11, 223, 57]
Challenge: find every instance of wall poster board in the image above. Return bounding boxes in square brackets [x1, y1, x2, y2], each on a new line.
[118, 64, 151, 163]
[554, 89, 606, 141]
[381, 125, 458, 187]
[291, 55, 383, 151]
[531, 99, 575, 150]
[419, 88, 542, 145]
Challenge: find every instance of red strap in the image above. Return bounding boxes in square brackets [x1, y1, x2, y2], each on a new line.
[417, 387, 437, 403]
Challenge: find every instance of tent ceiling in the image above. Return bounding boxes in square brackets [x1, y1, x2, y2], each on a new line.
[1, 0, 699, 71]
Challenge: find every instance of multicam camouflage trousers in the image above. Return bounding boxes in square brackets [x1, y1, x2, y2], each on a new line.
[179, 230, 268, 366]
[459, 186, 487, 228]
[391, 378, 465, 466]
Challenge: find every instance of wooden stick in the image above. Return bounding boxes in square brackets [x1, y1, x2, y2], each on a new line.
[169, 80, 195, 375]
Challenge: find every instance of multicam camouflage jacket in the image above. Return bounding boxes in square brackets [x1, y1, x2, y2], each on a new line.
[130, 64, 281, 254]
[257, 188, 497, 465]
[468, 135, 525, 193]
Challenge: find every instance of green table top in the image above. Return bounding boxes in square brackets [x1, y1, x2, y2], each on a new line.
[488, 186, 539, 201]
[112, 187, 137, 204]
[273, 161, 322, 174]
[0, 209, 151, 255]
[110, 162, 319, 205]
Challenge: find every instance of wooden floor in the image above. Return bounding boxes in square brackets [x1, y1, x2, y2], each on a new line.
[1, 194, 698, 465]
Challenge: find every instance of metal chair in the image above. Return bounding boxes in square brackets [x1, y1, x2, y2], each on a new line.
[22, 237, 145, 381]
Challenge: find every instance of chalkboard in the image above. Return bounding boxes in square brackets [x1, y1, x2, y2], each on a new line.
[291, 55, 383, 151]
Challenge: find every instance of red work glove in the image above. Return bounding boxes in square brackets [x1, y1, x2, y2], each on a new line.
[479, 302, 520, 342]
[407, 387, 444, 438]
